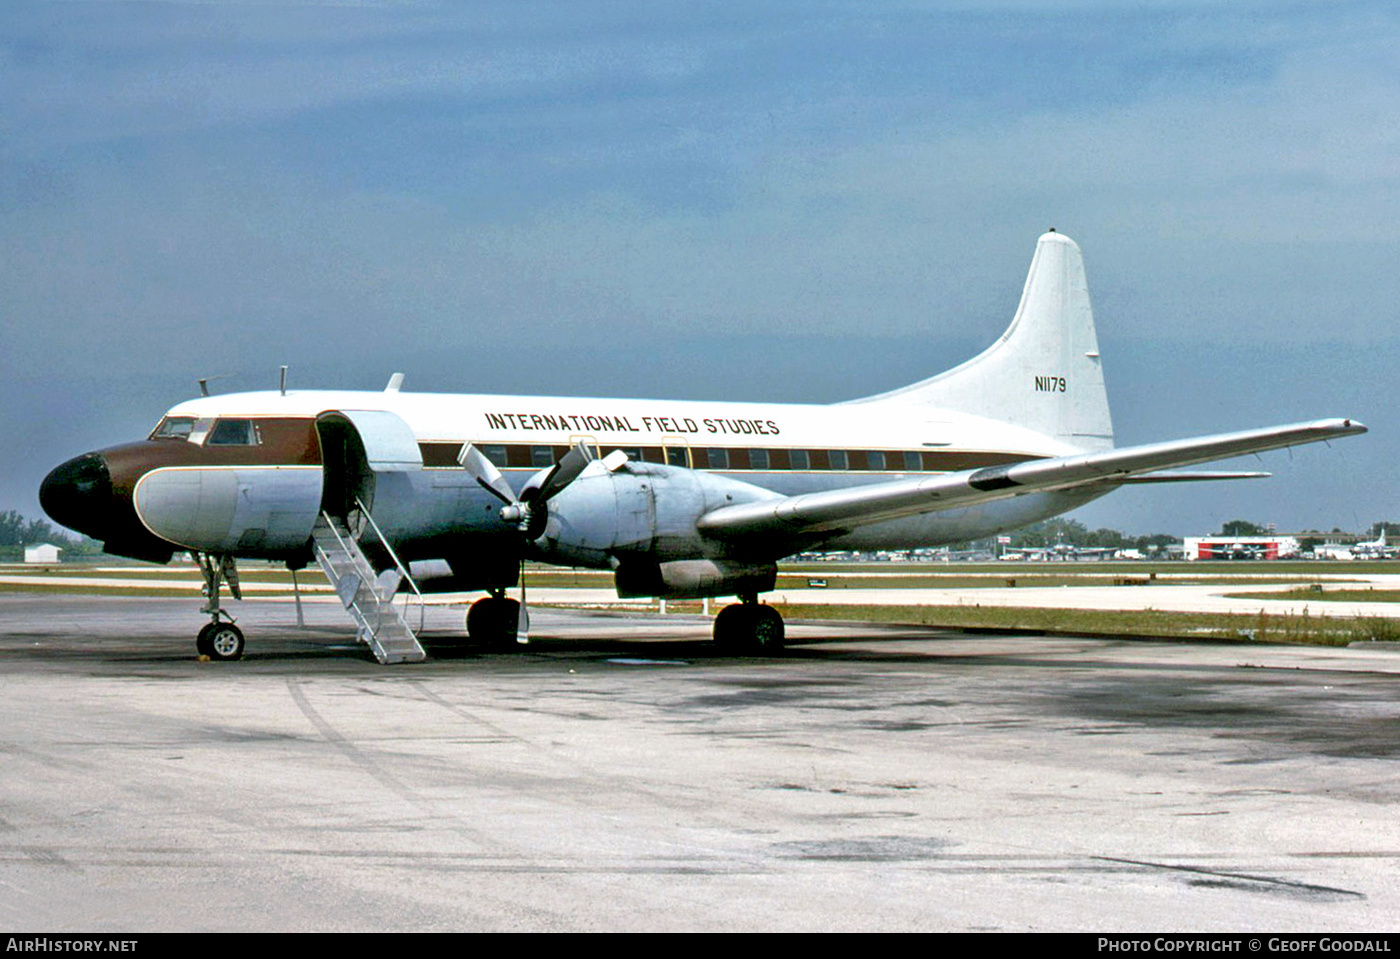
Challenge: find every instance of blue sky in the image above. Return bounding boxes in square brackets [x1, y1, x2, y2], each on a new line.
[3, 0, 1396, 536]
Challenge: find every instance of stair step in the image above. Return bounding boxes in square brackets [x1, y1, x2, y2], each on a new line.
[311, 515, 425, 665]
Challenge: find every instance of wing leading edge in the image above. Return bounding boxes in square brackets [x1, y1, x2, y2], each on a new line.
[696, 418, 1365, 538]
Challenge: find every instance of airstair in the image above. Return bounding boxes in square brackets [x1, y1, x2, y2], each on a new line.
[311, 508, 426, 664]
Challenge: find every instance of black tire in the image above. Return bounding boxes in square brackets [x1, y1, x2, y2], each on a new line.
[713, 603, 785, 654]
[466, 597, 520, 649]
[712, 603, 752, 650]
[199, 622, 244, 661]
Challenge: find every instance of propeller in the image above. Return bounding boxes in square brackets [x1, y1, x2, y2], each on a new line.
[458, 439, 598, 539]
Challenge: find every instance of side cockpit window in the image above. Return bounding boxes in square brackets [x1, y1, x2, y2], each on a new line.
[206, 418, 261, 446]
[150, 416, 197, 441]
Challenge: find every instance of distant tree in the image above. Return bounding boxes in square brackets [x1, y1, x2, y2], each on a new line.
[1085, 527, 1126, 549]
[1220, 519, 1264, 537]
[0, 511, 99, 558]
[1011, 518, 1092, 548]
[0, 511, 58, 547]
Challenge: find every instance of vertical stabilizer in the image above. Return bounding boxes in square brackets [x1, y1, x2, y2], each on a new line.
[849, 231, 1114, 451]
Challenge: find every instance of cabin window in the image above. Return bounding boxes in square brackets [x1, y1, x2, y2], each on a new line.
[530, 445, 555, 468]
[749, 448, 770, 470]
[828, 450, 848, 471]
[481, 445, 507, 467]
[150, 416, 196, 441]
[789, 449, 810, 470]
[706, 448, 729, 470]
[206, 419, 260, 446]
[904, 451, 922, 471]
[666, 447, 689, 468]
[866, 450, 886, 471]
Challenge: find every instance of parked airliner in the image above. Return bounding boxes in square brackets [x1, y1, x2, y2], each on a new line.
[39, 232, 1365, 662]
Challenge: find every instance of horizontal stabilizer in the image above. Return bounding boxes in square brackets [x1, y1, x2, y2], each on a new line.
[697, 418, 1364, 538]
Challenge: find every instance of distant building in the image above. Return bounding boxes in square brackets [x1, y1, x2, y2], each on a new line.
[1183, 536, 1300, 561]
[23, 543, 62, 564]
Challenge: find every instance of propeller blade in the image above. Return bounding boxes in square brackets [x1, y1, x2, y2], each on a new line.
[458, 444, 516, 505]
[522, 439, 595, 504]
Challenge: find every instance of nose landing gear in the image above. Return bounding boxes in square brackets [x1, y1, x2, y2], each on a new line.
[195, 553, 245, 661]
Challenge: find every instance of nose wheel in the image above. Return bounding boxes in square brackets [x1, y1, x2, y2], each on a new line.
[197, 621, 245, 661]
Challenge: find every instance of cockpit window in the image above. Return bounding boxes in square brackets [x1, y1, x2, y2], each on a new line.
[206, 419, 261, 446]
[150, 416, 197, 441]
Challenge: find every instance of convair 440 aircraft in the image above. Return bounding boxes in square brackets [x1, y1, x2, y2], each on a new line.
[40, 232, 1365, 663]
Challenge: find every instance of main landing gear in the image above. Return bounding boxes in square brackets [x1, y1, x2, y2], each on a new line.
[713, 593, 785, 653]
[466, 590, 523, 650]
[465, 589, 785, 655]
[194, 553, 245, 662]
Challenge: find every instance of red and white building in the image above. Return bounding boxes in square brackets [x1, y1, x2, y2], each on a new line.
[1182, 536, 1300, 561]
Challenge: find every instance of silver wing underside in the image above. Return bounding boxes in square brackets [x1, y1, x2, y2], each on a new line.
[697, 418, 1365, 538]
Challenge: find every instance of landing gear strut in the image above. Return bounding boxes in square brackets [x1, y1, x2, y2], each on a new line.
[195, 553, 244, 661]
[713, 593, 785, 653]
[467, 591, 523, 650]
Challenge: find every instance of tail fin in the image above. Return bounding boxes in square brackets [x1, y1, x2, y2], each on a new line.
[849, 231, 1114, 452]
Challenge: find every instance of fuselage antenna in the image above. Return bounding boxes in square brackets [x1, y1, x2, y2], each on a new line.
[280, 365, 289, 396]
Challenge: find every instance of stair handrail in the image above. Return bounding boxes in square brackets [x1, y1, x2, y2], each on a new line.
[353, 497, 426, 633]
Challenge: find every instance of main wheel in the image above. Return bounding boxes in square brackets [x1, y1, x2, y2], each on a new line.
[713, 603, 785, 654]
[197, 622, 244, 661]
[466, 597, 520, 649]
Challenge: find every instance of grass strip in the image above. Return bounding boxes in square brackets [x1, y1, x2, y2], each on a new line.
[1226, 588, 1400, 603]
[766, 602, 1400, 647]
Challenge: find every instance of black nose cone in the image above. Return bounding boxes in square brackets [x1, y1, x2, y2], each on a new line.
[40, 453, 113, 540]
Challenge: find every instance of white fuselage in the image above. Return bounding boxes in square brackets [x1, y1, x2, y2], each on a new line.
[153, 387, 1101, 561]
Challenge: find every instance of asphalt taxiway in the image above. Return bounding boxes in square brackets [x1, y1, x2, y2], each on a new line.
[1, 593, 1398, 932]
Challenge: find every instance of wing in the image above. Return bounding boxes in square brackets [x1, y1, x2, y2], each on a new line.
[697, 418, 1364, 538]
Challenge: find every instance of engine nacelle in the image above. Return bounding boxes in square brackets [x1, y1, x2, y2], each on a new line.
[533, 460, 780, 574]
[133, 466, 323, 557]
